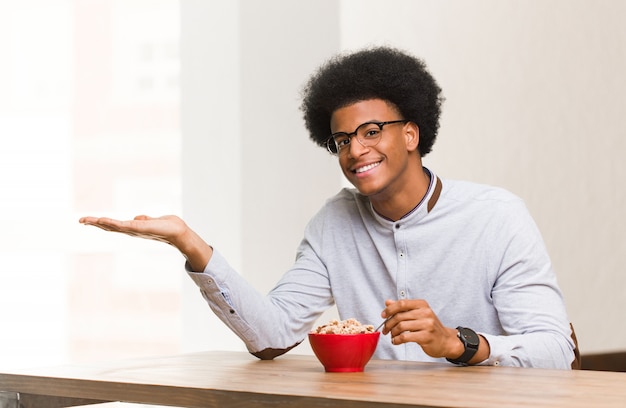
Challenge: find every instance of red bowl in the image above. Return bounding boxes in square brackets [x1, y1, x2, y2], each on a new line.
[308, 332, 380, 372]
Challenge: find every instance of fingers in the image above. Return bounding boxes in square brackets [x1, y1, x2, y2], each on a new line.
[78, 214, 183, 242]
[379, 299, 437, 340]
[79, 217, 119, 230]
[388, 314, 437, 341]
[381, 299, 428, 320]
[79, 216, 145, 236]
[80, 216, 149, 229]
[79, 217, 112, 230]
[382, 308, 426, 337]
[79, 216, 117, 225]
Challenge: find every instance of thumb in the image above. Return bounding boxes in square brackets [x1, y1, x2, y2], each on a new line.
[385, 299, 396, 307]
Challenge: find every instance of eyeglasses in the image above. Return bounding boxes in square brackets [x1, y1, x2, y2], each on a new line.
[325, 120, 408, 155]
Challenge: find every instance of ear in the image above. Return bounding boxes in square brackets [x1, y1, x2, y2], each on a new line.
[404, 122, 420, 153]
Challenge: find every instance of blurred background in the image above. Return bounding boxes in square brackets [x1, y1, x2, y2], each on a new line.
[1, 0, 624, 369]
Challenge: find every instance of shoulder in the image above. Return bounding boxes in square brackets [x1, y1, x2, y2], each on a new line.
[304, 188, 369, 232]
[315, 188, 365, 219]
[436, 178, 533, 226]
[442, 178, 522, 204]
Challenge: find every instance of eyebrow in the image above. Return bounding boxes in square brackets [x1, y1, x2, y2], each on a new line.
[331, 120, 384, 136]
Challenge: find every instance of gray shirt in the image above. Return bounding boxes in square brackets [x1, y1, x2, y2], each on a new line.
[188, 168, 575, 369]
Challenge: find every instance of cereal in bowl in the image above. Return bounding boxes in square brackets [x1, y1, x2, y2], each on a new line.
[312, 318, 374, 334]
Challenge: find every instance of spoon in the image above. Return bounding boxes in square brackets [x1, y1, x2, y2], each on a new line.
[375, 316, 392, 332]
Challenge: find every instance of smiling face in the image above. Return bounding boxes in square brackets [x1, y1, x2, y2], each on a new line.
[330, 99, 426, 215]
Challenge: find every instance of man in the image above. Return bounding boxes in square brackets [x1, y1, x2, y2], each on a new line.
[80, 46, 577, 368]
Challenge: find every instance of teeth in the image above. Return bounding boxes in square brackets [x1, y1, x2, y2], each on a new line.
[355, 162, 380, 173]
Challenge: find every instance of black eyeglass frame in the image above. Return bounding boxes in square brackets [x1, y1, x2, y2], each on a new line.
[325, 119, 409, 155]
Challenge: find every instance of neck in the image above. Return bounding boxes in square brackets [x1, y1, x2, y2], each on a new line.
[370, 167, 431, 221]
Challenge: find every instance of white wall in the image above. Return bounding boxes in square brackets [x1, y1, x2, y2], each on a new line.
[180, 0, 341, 354]
[181, 0, 626, 355]
[339, 0, 626, 354]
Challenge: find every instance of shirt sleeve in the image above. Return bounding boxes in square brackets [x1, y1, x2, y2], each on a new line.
[477, 200, 576, 369]
[186, 217, 334, 356]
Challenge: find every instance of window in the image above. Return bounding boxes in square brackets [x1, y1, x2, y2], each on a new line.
[0, 0, 182, 368]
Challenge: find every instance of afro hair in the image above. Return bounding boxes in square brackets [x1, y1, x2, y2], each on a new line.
[300, 46, 444, 157]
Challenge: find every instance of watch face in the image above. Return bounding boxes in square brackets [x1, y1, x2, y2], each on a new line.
[459, 327, 480, 348]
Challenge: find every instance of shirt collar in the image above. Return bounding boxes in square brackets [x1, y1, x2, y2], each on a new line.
[370, 167, 443, 227]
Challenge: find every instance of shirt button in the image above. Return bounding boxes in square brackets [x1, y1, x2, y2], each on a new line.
[399, 290, 406, 298]
[399, 252, 404, 258]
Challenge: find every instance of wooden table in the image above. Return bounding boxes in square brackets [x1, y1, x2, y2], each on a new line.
[1, 351, 625, 408]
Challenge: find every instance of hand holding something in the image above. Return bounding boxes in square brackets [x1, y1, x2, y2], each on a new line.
[380, 299, 465, 360]
[79, 215, 212, 271]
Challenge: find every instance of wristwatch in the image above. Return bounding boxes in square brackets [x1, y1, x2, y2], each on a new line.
[446, 327, 479, 365]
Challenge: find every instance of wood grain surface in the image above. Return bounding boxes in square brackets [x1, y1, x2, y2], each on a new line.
[1, 351, 625, 407]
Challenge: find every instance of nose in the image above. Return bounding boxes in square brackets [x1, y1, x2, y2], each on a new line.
[348, 135, 369, 157]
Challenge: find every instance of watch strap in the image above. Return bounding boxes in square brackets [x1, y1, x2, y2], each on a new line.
[446, 327, 479, 365]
